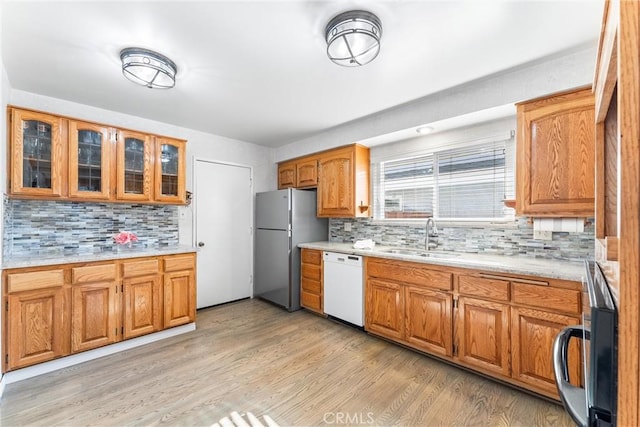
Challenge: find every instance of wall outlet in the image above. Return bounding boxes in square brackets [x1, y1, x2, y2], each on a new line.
[344, 222, 352, 232]
[533, 230, 553, 240]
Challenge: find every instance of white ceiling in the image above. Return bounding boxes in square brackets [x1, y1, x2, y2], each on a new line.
[1, 1, 603, 147]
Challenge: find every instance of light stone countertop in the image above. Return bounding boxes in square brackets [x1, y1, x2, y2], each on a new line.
[298, 241, 586, 282]
[2, 245, 197, 270]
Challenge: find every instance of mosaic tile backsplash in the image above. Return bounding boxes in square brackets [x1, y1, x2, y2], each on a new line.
[3, 197, 179, 257]
[329, 217, 594, 262]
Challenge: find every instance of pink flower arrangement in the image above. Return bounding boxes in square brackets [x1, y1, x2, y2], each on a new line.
[113, 231, 138, 247]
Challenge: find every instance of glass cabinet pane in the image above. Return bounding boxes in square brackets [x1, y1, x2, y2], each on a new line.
[124, 137, 145, 194]
[76, 129, 103, 192]
[22, 120, 53, 189]
[160, 143, 179, 196]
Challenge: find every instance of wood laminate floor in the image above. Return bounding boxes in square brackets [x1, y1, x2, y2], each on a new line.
[0, 299, 573, 427]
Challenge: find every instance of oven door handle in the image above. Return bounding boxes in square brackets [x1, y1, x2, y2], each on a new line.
[553, 325, 589, 427]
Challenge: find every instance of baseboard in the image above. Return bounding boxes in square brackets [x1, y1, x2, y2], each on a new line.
[2, 323, 196, 387]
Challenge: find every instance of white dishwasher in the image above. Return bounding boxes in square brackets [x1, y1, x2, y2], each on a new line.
[323, 251, 364, 327]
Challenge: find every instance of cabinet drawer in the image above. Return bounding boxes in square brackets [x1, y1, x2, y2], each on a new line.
[301, 277, 321, 294]
[458, 275, 509, 302]
[122, 259, 159, 278]
[301, 264, 321, 282]
[301, 249, 321, 265]
[7, 269, 64, 293]
[512, 282, 580, 314]
[164, 255, 195, 272]
[301, 290, 322, 312]
[367, 259, 452, 291]
[72, 264, 116, 284]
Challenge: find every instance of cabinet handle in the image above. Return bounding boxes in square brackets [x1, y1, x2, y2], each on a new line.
[478, 273, 548, 287]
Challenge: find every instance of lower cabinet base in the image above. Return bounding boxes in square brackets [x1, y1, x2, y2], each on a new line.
[365, 330, 562, 402]
[1, 322, 195, 387]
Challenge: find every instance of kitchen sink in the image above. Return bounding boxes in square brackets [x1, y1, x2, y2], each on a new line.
[380, 248, 461, 258]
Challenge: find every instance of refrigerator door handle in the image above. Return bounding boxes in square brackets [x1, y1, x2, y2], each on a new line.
[553, 325, 588, 427]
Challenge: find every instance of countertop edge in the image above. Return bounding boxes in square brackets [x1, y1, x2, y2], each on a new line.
[298, 242, 584, 282]
[2, 246, 198, 270]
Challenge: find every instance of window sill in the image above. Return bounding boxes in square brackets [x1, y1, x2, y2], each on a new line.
[368, 218, 518, 228]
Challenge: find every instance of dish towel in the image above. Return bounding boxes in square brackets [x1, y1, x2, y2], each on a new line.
[353, 239, 376, 249]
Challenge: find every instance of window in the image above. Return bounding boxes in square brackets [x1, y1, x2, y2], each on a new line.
[373, 136, 515, 221]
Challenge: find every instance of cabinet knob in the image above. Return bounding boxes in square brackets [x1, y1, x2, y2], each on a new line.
[198, 241, 205, 247]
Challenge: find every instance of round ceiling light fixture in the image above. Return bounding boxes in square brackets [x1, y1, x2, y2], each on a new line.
[120, 47, 177, 89]
[416, 125, 434, 135]
[325, 10, 382, 67]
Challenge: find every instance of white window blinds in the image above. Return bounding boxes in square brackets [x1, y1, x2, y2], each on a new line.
[373, 137, 515, 221]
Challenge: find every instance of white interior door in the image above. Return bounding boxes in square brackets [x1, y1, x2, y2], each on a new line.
[194, 159, 252, 308]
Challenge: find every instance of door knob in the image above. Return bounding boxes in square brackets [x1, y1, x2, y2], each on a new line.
[198, 241, 205, 247]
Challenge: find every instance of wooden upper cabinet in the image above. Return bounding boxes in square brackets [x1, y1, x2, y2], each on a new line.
[9, 108, 65, 197]
[317, 144, 370, 218]
[68, 120, 112, 200]
[116, 129, 153, 202]
[278, 161, 296, 189]
[154, 137, 186, 203]
[296, 158, 318, 188]
[516, 87, 596, 217]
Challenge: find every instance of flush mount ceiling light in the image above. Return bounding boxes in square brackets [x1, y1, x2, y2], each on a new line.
[120, 48, 177, 89]
[416, 125, 434, 135]
[325, 10, 382, 67]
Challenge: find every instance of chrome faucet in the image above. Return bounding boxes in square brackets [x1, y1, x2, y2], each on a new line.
[425, 218, 438, 251]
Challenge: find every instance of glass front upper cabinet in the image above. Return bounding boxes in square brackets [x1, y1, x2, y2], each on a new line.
[154, 137, 186, 203]
[116, 130, 152, 201]
[10, 109, 64, 197]
[68, 120, 111, 199]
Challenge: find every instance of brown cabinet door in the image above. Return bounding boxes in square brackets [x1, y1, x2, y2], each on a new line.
[10, 109, 65, 197]
[405, 286, 453, 357]
[317, 148, 354, 217]
[116, 129, 153, 201]
[296, 158, 318, 188]
[6, 286, 68, 370]
[278, 162, 296, 189]
[68, 120, 112, 200]
[154, 137, 186, 203]
[71, 281, 118, 352]
[511, 306, 581, 396]
[456, 296, 510, 376]
[164, 269, 196, 328]
[365, 278, 404, 340]
[123, 274, 162, 339]
[516, 88, 595, 216]
[300, 248, 323, 313]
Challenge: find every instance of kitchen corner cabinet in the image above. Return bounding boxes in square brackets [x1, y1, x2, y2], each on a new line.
[2, 253, 196, 372]
[9, 109, 65, 197]
[154, 137, 187, 203]
[8, 106, 188, 205]
[317, 144, 370, 218]
[516, 87, 596, 217]
[300, 248, 323, 314]
[68, 120, 112, 200]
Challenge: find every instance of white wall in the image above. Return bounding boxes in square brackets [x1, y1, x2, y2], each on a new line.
[275, 46, 596, 162]
[8, 89, 275, 245]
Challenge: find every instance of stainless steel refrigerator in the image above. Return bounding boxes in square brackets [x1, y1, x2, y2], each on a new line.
[254, 188, 327, 311]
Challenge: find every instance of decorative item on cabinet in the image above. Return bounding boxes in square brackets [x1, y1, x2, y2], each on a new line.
[516, 87, 595, 217]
